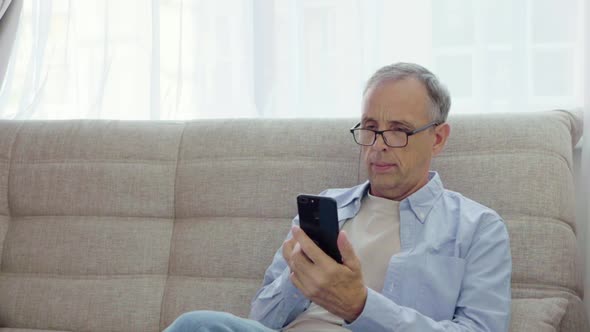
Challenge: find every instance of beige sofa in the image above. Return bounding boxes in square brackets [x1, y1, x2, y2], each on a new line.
[0, 111, 587, 332]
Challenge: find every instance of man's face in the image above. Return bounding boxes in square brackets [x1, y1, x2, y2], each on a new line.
[361, 77, 448, 200]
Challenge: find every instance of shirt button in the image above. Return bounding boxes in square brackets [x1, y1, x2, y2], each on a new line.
[419, 212, 425, 219]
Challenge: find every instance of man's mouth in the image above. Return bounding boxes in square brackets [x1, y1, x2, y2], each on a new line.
[371, 162, 397, 173]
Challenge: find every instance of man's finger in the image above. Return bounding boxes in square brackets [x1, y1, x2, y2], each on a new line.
[290, 244, 315, 271]
[289, 267, 315, 297]
[337, 230, 361, 271]
[282, 237, 296, 261]
[292, 226, 329, 264]
[289, 271, 306, 295]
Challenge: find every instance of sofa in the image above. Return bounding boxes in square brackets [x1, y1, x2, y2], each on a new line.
[0, 110, 587, 332]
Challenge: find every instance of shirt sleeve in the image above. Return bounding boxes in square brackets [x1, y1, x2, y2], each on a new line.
[248, 216, 310, 329]
[345, 219, 512, 332]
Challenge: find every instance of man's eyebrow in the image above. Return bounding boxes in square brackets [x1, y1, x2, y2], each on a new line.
[361, 118, 414, 128]
[360, 117, 372, 124]
[389, 120, 413, 128]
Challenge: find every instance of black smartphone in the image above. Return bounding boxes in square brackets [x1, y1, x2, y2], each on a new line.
[296, 194, 342, 264]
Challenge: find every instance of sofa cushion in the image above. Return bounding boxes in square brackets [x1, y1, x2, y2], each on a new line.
[510, 297, 568, 332]
[0, 329, 71, 332]
[0, 274, 166, 332]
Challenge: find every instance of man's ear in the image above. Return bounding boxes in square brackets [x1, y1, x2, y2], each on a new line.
[432, 123, 450, 156]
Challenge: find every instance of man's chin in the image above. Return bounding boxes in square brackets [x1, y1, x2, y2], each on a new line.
[369, 169, 400, 180]
[368, 173, 402, 188]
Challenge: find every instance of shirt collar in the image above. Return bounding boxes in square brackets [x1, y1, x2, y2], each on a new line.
[403, 171, 444, 223]
[336, 171, 444, 224]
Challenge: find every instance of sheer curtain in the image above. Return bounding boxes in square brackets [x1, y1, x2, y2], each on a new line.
[0, 0, 22, 85]
[0, 0, 584, 120]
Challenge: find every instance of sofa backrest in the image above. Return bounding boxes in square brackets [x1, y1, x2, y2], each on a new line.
[0, 121, 184, 331]
[0, 111, 587, 332]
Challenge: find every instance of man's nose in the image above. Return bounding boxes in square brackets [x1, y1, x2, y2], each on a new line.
[372, 133, 388, 150]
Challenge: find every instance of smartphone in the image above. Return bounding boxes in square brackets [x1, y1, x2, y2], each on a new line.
[296, 194, 342, 264]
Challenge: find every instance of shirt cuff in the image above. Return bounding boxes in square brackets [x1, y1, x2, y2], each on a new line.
[344, 287, 401, 331]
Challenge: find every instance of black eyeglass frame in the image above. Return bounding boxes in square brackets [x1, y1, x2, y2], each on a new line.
[349, 121, 440, 148]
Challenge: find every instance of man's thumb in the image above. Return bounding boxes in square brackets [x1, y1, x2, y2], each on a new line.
[337, 230, 360, 270]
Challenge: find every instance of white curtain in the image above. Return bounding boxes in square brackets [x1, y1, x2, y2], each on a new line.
[0, 0, 584, 120]
[0, 0, 22, 85]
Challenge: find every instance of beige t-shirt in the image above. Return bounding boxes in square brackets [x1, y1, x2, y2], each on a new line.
[284, 193, 401, 331]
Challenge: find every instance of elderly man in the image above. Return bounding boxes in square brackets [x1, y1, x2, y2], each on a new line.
[165, 63, 512, 332]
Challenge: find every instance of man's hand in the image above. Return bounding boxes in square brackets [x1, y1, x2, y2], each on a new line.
[282, 226, 367, 323]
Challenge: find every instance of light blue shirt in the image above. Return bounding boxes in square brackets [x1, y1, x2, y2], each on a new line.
[249, 172, 512, 331]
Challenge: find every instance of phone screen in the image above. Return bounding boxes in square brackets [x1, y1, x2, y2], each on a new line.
[297, 194, 342, 263]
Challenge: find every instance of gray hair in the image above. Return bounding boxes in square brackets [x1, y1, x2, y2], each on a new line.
[363, 63, 451, 123]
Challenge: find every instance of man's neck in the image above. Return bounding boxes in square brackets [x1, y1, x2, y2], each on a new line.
[369, 174, 431, 201]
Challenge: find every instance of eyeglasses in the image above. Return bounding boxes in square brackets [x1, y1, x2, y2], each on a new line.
[349, 121, 440, 148]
